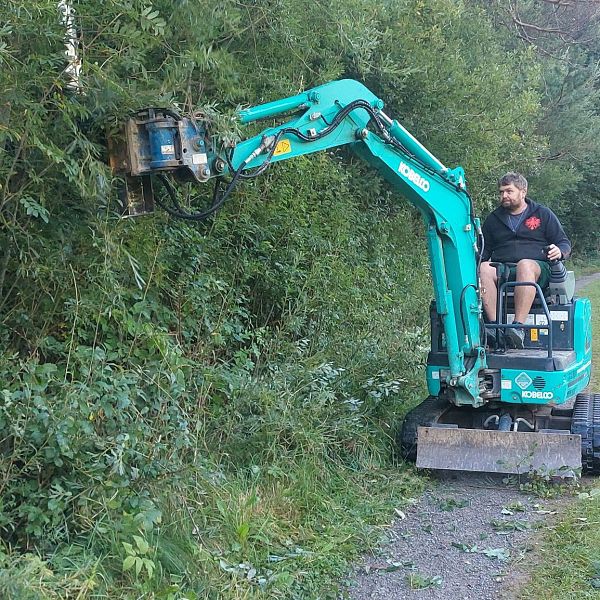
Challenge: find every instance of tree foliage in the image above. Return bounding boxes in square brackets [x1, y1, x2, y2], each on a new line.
[478, 0, 600, 252]
[0, 0, 599, 597]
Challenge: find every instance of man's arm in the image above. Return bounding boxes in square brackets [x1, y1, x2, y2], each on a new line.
[480, 215, 493, 262]
[545, 208, 571, 259]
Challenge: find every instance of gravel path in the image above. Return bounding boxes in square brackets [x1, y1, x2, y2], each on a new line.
[347, 473, 567, 600]
[576, 271, 600, 292]
[347, 273, 600, 599]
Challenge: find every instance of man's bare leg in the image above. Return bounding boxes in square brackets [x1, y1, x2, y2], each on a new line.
[514, 259, 541, 323]
[479, 261, 498, 322]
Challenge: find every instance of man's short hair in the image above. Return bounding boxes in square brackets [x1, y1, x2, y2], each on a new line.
[498, 172, 528, 191]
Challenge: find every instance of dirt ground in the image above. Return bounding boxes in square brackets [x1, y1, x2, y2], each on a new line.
[346, 472, 570, 600]
[575, 271, 600, 290]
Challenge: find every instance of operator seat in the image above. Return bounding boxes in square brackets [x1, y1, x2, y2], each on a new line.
[485, 260, 576, 356]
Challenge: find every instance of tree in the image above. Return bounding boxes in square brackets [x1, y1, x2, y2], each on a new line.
[477, 0, 600, 251]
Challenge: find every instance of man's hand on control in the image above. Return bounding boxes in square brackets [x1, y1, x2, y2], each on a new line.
[546, 244, 562, 261]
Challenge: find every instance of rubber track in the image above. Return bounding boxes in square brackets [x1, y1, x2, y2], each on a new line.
[571, 392, 600, 474]
[398, 395, 450, 461]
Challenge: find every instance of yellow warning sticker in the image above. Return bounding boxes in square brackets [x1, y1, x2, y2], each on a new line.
[530, 328, 538, 342]
[274, 139, 292, 156]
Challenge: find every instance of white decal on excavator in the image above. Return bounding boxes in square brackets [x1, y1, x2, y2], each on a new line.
[522, 390, 554, 399]
[399, 161, 430, 192]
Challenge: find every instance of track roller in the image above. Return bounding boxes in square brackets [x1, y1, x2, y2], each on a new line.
[397, 395, 450, 461]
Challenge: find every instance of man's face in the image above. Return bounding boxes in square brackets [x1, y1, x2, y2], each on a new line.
[498, 183, 527, 212]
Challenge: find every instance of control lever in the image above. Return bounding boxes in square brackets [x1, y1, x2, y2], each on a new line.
[544, 245, 567, 284]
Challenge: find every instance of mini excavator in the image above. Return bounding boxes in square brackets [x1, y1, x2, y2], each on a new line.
[109, 79, 598, 475]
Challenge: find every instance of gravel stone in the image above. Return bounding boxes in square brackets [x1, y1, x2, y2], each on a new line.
[346, 472, 568, 600]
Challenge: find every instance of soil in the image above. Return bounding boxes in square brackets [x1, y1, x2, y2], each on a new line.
[346, 472, 570, 600]
[346, 273, 600, 600]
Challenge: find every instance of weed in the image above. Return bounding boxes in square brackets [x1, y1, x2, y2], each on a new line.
[518, 471, 580, 499]
[452, 542, 479, 553]
[452, 542, 510, 561]
[122, 534, 155, 580]
[502, 501, 527, 514]
[491, 519, 533, 534]
[437, 497, 470, 511]
[590, 560, 600, 589]
[406, 572, 443, 589]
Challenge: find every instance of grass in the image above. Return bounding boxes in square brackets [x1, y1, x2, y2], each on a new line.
[520, 494, 600, 600]
[519, 278, 600, 599]
[0, 459, 426, 600]
[584, 278, 600, 390]
[571, 257, 600, 279]
[0, 365, 430, 600]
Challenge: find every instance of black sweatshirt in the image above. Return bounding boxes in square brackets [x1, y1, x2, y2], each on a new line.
[481, 198, 571, 263]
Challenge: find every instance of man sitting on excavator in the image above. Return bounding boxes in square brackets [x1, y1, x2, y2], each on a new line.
[479, 171, 571, 349]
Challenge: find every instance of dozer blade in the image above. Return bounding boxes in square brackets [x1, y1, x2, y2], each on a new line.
[416, 427, 581, 475]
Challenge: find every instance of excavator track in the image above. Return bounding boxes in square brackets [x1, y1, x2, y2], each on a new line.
[571, 392, 600, 475]
[398, 396, 450, 461]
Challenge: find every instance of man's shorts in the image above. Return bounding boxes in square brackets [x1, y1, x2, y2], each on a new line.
[507, 260, 551, 289]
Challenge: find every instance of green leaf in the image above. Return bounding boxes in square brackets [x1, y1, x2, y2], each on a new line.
[123, 555, 136, 571]
[19, 196, 49, 223]
[452, 542, 478, 553]
[122, 542, 134, 555]
[407, 573, 443, 589]
[481, 547, 510, 561]
[135, 556, 143, 577]
[133, 535, 149, 554]
[237, 522, 250, 542]
[143, 558, 154, 578]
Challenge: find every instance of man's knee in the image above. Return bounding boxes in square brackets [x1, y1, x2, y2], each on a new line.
[516, 259, 541, 281]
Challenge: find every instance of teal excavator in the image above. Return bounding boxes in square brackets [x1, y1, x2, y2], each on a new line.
[109, 79, 598, 475]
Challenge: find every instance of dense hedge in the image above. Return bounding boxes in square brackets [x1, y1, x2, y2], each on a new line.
[1, 1, 598, 597]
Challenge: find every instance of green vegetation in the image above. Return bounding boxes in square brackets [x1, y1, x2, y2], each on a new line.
[519, 488, 600, 600]
[0, 1, 599, 598]
[586, 281, 600, 391]
[572, 258, 600, 280]
[520, 279, 600, 599]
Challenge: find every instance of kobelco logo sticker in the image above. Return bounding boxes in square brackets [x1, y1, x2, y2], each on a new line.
[522, 390, 554, 399]
[399, 161, 430, 192]
[515, 372, 532, 390]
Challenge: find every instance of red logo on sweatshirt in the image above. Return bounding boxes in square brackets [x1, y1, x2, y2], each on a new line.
[525, 216, 541, 230]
